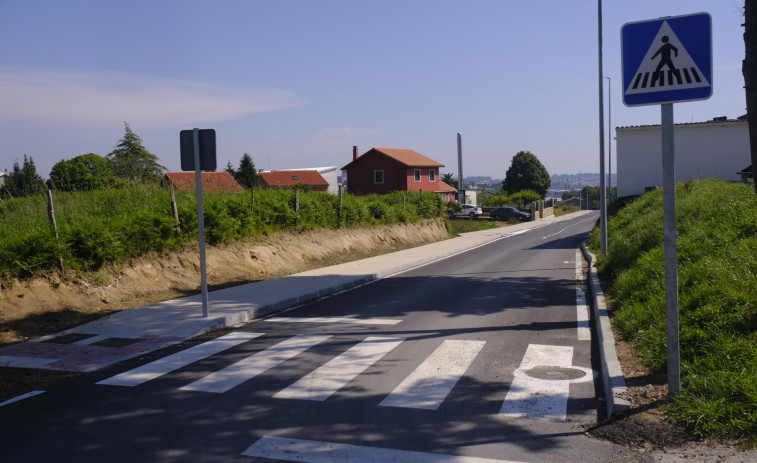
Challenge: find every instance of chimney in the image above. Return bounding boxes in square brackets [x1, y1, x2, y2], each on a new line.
[352, 145, 358, 161]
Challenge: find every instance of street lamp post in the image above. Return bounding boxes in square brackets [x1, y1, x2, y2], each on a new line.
[605, 76, 612, 206]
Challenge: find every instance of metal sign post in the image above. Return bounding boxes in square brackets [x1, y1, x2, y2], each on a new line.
[192, 129, 209, 318]
[622, 12, 711, 397]
[180, 128, 216, 318]
[660, 103, 680, 394]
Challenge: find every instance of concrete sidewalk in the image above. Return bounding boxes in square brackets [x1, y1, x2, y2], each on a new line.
[0, 212, 596, 374]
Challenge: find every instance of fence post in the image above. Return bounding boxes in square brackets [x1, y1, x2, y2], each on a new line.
[338, 183, 343, 227]
[169, 183, 180, 233]
[46, 189, 64, 271]
[403, 194, 406, 210]
[251, 188, 255, 212]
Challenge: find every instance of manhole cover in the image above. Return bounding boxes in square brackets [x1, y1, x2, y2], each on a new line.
[522, 366, 588, 381]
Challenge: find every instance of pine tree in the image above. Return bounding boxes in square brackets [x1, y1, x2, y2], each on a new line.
[0, 155, 46, 198]
[107, 122, 165, 183]
[224, 161, 236, 178]
[234, 153, 258, 189]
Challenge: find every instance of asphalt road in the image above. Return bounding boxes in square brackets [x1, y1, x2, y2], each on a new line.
[0, 212, 643, 462]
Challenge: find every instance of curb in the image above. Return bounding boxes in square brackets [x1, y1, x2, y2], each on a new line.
[580, 244, 631, 419]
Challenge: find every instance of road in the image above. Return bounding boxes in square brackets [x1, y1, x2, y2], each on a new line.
[0, 212, 642, 462]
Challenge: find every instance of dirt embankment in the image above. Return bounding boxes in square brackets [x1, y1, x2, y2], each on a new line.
[0, 219, 449, 345]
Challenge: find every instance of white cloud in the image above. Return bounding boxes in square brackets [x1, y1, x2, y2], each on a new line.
[316, 126, 386, 139]
[0, 66, 302, 128]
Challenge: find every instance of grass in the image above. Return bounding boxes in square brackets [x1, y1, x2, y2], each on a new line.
[588, 178, 757, 445]
[0, 185, 445, 280]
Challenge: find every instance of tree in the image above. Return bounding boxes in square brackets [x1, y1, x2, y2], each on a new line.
[49, 153, 114, 192]
[482, 191, 510, 208]
[441, 172, 458, 190]
[502, 151, 551, 198]
[224, 161, 236, 178]
[107, 122, 165, 183]
[509, 190, 541, 210]
[562, 189, 582, 200]
[0, 155, 46, 198]
[234, 153, 258, 189]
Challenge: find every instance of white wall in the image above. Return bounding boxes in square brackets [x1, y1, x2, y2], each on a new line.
[616, 120, 749, 197]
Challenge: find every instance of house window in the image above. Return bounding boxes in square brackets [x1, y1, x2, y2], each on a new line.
[414, 169, 421, 182]
[374, 170, 384, 184]
[429, 169, 436, 182]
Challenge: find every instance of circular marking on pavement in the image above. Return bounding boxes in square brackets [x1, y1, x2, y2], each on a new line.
[522, 365, 588, 381]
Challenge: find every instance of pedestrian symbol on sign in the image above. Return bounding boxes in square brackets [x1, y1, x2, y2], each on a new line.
[652, 36, 678, 73]
[624, 19, 710, 98]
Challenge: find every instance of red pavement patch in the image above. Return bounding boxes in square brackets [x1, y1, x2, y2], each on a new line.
[0, 336, 183, 373]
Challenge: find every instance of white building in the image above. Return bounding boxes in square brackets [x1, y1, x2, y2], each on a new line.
[616, 116, 750, 198]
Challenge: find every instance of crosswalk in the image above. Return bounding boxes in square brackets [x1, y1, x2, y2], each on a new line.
[631, 67, 702, 90]
[98, 324, 595, 421]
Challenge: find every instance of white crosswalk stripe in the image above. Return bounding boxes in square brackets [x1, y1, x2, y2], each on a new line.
[380, 339, 485, 410]
[98, 332, 263, 387]
[180, 334, 331, 393]
[274, 336, 405, 401]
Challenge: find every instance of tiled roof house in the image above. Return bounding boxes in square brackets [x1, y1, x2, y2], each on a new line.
[164, 172, 244, 193]
[258, 170, 329, 192]
[341, 147, 451, 197]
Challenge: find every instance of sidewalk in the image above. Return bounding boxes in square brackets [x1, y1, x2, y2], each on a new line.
[0, 212, 595, 373]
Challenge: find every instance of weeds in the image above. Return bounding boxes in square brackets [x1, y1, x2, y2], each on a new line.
[588, 178, 757, 443]
[0, 185, 443, 279]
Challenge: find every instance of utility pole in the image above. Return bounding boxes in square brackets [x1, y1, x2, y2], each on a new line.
[597, 0, 608, 255]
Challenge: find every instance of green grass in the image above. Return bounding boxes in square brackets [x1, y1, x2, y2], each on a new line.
[0, 185, 445, 279]
[588, 178, 757, 445]
[447, 217, 498, 235]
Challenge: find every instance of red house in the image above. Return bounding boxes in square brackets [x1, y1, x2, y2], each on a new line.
[258, 170, 329, 192]
[341, 147, 449, 196]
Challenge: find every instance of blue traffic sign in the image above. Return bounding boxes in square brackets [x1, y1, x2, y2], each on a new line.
[621, 12, 712, 106]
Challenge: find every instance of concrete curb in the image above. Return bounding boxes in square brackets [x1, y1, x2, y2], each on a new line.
[580, 244, 631, 419]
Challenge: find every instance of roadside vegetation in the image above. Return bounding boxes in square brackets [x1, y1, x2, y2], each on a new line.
[0, 185, 444, 281]
[588, 178, 757, 446]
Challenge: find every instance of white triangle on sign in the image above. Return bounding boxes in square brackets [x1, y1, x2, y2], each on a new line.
[625, 20, 710, 95]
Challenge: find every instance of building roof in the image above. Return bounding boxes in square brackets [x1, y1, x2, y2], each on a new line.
[617, 115, 748, 131]
[435, 181, 457, 193]
[259, 170, 329, 188]
[164, 172, 244, 193]
[342, 147, 445, 170]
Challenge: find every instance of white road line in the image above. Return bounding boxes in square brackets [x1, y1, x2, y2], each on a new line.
[98, 332, 263, 387]
[576, 249, 591, 341]
[274, 336, 404, 401]
[266, 317, 402, 325]
[0, 390, 45, 408]
[380, 339, 485, 410]
[499, 344, 575, 422]
[179, 334, 331, 393]
[242, 436, 526, 463]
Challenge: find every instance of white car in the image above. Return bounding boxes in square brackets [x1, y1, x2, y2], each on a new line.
[454, 204, 482, 218]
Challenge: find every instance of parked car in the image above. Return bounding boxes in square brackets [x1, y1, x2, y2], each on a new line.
[489, 206, 531, 221]
[452, 204, 483, 218]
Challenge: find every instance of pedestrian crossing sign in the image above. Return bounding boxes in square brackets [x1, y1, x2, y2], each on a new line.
[621, 12, 712, 106]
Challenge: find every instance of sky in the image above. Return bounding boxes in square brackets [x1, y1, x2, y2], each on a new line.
[0, 1, 748, 180]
